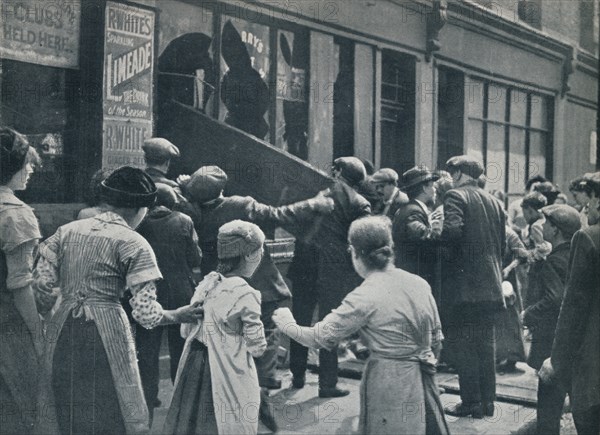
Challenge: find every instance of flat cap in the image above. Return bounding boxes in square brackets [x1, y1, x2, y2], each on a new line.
[446, 155, 484, 179]
[542, 204, 582, 238]
[142, 138, 180, 161]
[333, 157, 367, 186]
[218, 220, 266, 259]
[371, 168, 399, 185]
[186, 165, 228, 203]
[401, 165, 440, 191]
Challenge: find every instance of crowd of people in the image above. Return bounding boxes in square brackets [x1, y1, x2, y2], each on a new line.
[1, 124, 598, 435]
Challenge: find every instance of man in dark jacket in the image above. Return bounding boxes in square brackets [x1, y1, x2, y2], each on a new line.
[372, 168, 409, 219]
[185, 165, 333, 390]
[441, 155, 506, 419]
[392, 166, 440, 286]
[522, 204, 580, 435]
[540, 172, 600, 435]
[287, 157, 371, 397]
[136, 183, 202, 416]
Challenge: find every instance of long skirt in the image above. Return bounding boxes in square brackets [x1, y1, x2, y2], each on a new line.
[495, 296, 526, 365]
[52, 315, 127, 434]
[360, 357, 449, 435]
[163, 340, 218, 435]
[0, 294, 41, 434]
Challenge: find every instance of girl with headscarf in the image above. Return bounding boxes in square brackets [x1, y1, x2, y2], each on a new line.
[0, 127, 47, 433]
[164, 220, 268, 435]
[33, 166, 204, 434]
[273, 216, 450, 435]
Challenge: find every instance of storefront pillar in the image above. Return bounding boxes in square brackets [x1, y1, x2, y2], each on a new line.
[414, 57, 436, 168]
[308, 31, 335, 170]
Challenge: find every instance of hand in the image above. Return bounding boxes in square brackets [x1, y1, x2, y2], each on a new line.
[502, 267, 510, 280]
[177, 301, 204, 323]
[272, 307, 296, 330]
[177, 174, 191, 186]
[520, 310, 526, 325]
[538, 358, 555, 384]
[308, 194, 335, 214]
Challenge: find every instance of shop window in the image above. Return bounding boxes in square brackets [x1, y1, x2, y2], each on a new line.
[219, 19, 270, 141]
[465, 77, 553, 194]
[380, 50, 416, 174]
[276, 29, 309, 159]
[1, 60, 80, 203]
[332, 37, 354, 160]
[157, 2, 214, 113]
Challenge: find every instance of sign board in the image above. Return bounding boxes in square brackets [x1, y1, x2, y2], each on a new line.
[102, 1, 155, 169]
[0, 0, 81, 68]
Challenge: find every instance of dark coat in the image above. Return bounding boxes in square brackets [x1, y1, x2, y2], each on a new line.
[523, 241, 570, 370]
[551, 225, 600, 413]
[137, 206, 202, 309]
[304, 180, 371, 303]
[392, 199, 437, 286]
[383, 188, 409, 220]
[440, 180, 506, 311]
[197, 195, 314, 302]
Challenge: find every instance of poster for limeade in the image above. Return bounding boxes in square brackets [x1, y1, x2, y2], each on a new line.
[102, 1, 154, 169]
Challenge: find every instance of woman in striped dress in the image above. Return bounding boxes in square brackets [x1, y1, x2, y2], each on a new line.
[34, 167, 203, 434]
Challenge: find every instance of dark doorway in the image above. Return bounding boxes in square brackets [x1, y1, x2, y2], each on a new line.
[437, 67, 465, 169]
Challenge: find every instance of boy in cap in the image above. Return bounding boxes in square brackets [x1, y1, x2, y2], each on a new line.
[540, 172, 600, 435]
[521, 204, 581, 435]
[441, 155, 506, 419]
[135, 183, 203, 416]
[371, 168, 408, 218]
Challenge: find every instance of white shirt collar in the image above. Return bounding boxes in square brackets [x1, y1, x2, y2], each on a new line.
[415, 199, 429, 214]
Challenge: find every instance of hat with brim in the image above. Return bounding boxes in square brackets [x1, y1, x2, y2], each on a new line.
[100, 166, 157, 208]
[401, 166, 440, 191]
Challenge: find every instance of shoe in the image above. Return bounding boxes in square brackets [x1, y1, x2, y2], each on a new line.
[444, 402, 484, 419]
[483, 402, 495, 417]
[319, 387, 350, 398]
[291, 375, 305, 389]
[261, 379, 282, 390]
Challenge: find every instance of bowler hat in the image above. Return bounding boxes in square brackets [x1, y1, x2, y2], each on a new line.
[541, 204, 581, 239]
[186, 166, 228, 203]
[371, 168, 399, 185]
[446, 155, 484, 179]
[142, 138, 180, 162]
[401, 166, 440, 191]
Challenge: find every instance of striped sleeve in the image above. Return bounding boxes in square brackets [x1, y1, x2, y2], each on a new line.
[120, 236, 162, 288]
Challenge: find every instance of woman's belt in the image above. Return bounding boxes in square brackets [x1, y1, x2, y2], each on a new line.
[62, 295, 122, 320]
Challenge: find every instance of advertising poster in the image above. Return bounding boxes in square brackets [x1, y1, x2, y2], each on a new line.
[102, 1, 155, 169]
[0, 0, 81, 68]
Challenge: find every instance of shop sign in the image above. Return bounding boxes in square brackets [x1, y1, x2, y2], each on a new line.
[102, 1, 155, 169]
[0, 0, 80, 68]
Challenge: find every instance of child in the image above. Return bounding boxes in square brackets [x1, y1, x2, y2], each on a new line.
[521, 191, 552, 263]
[164, 220, 268, 435]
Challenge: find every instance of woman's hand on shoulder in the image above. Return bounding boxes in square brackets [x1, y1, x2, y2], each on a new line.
[176, 301, 204, 323]
[272, 307, 296, 330]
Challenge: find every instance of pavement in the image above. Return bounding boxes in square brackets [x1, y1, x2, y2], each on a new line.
[149, 364, 577, 435]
